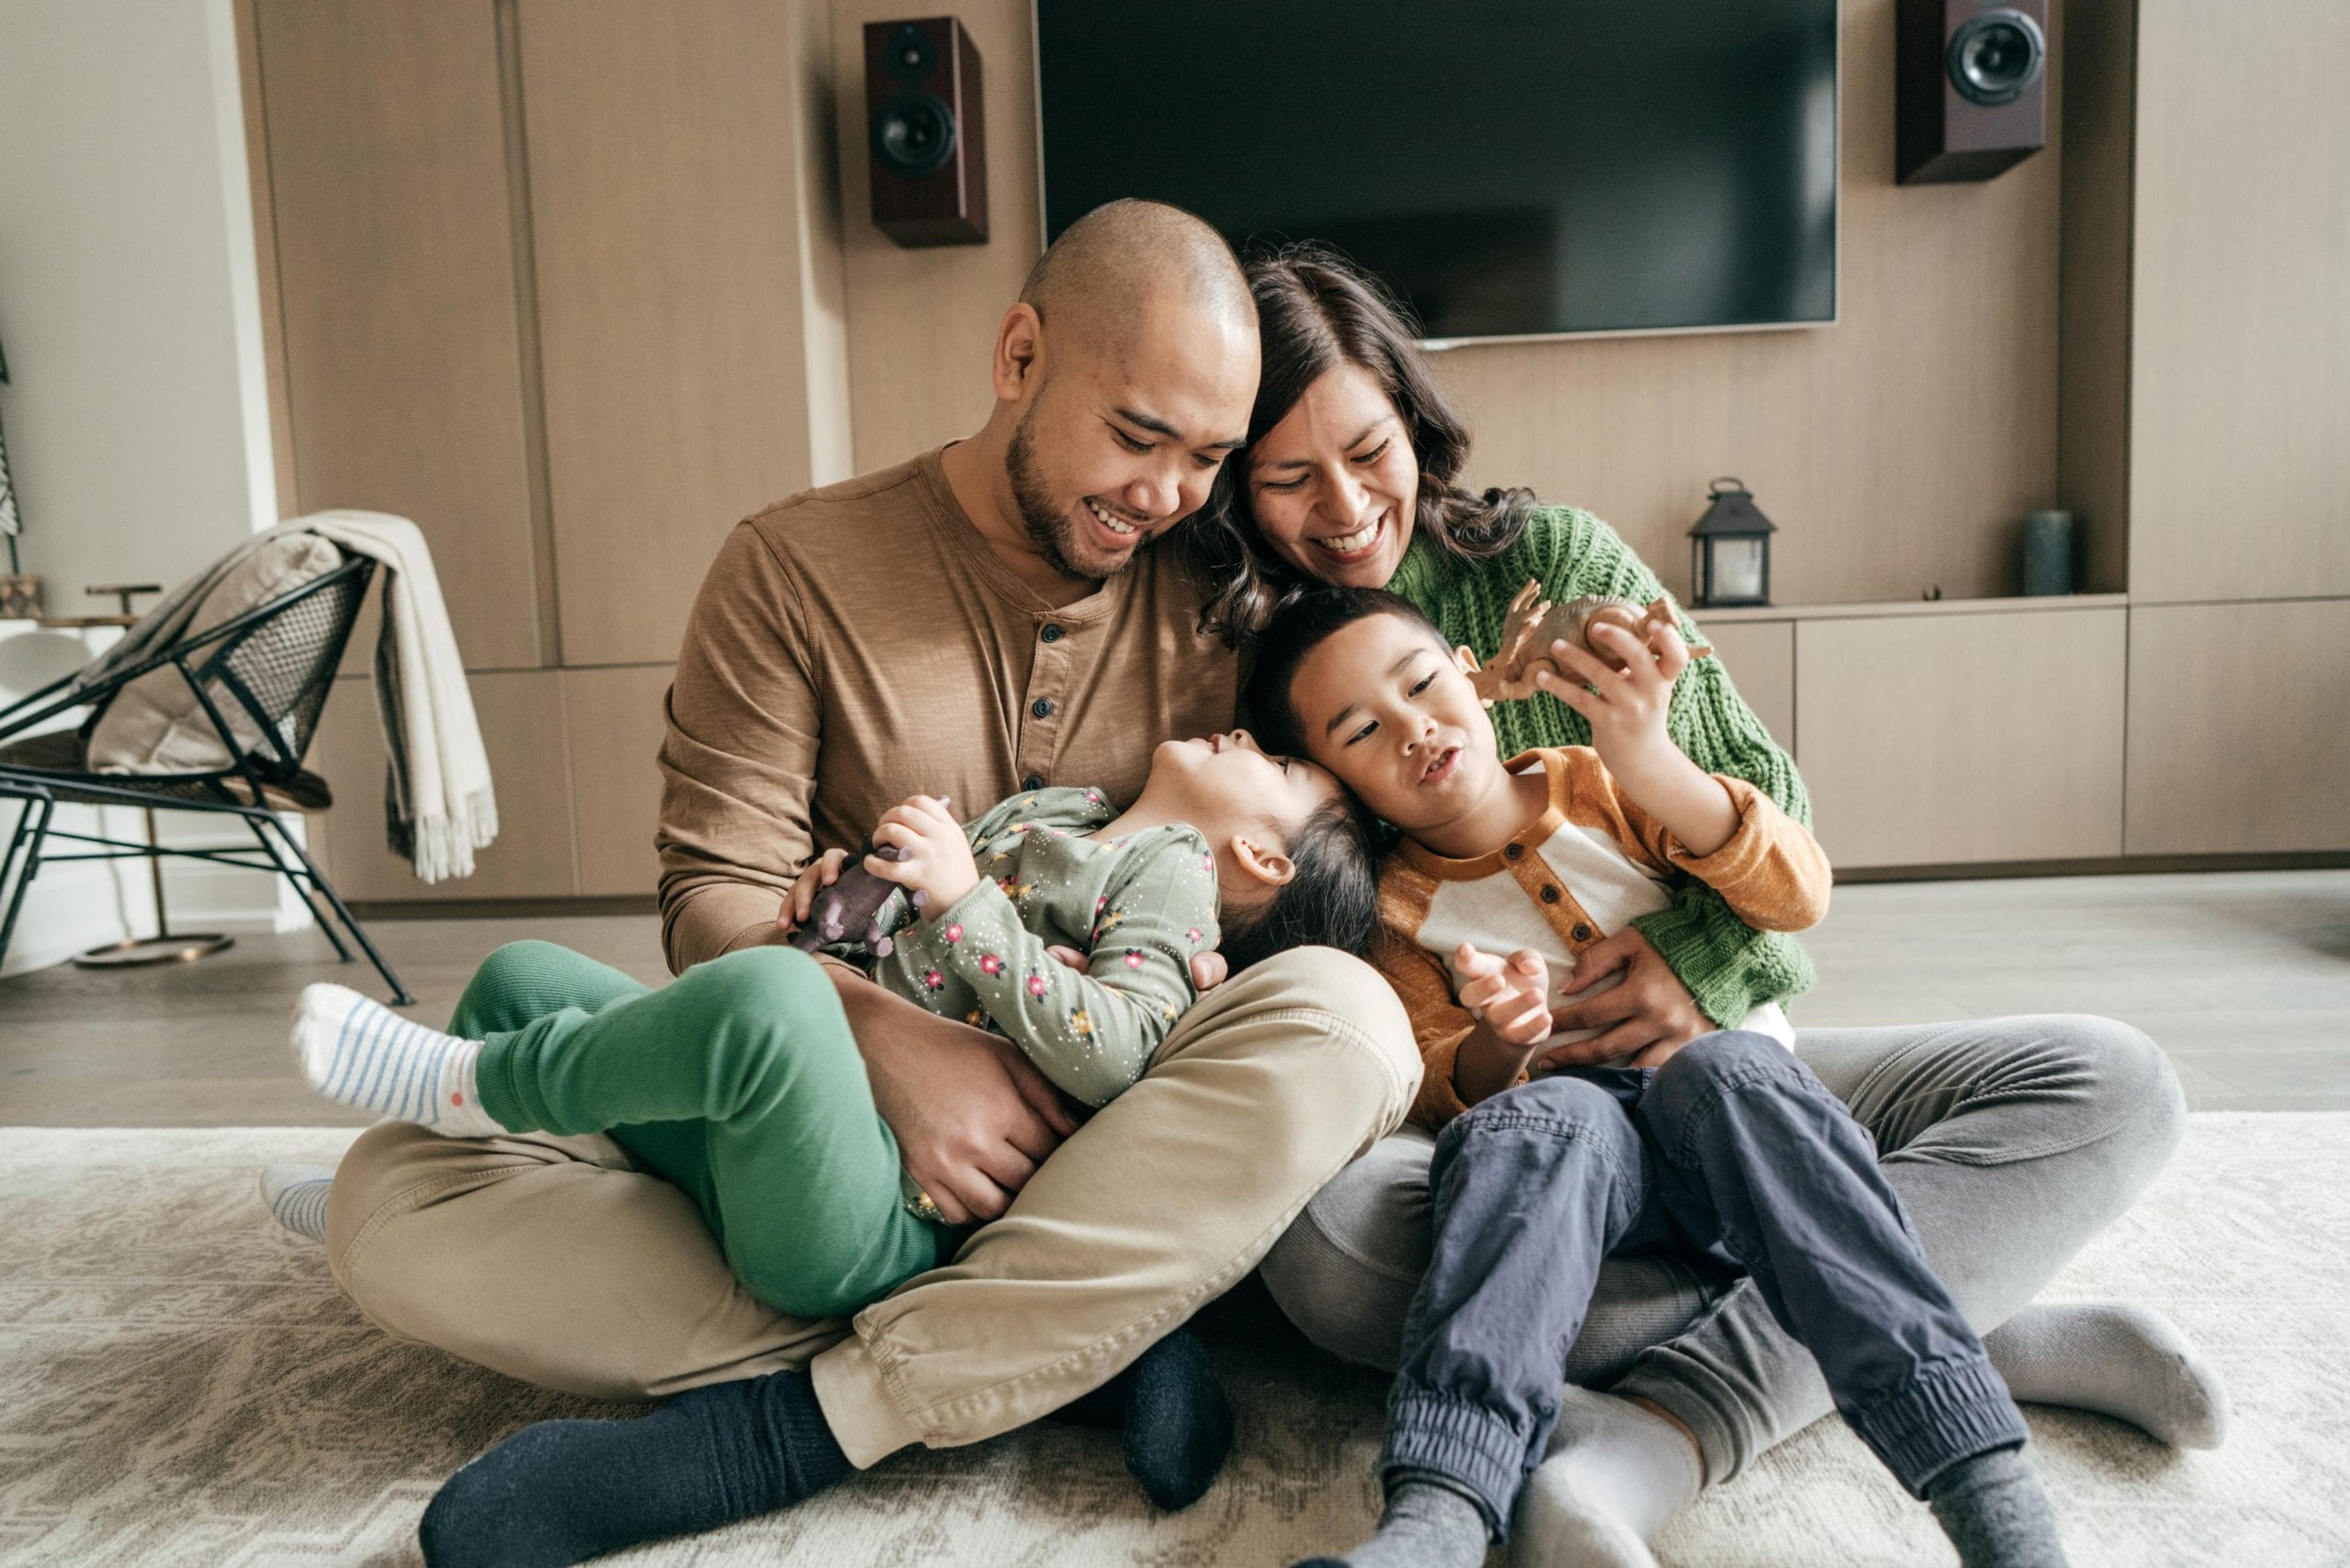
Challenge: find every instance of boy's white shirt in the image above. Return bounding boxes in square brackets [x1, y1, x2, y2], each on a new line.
[1419, 759, 1794, 1061]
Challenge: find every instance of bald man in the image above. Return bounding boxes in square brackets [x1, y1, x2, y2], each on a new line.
[319, 201, 1419, 1564]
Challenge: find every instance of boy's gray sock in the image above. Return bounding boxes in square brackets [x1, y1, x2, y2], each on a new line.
[1985, 1301, 2228, 1448]
[1511, 1387, 1700, 1568]
[1292, 1479, 1488, 1568]
[1927, 1447, 2070, 1568]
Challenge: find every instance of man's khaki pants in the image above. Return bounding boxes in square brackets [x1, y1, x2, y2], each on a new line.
[324, 946, 1418, 1466]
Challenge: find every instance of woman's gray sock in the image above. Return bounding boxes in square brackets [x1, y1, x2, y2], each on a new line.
[1292, 1479, 1488, 1568]
[1927, 1447, 2070, 1568]
[1985, 1301, 2228, 1448]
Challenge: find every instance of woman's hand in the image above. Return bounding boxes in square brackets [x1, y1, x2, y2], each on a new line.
[1532, 621, 1690, 784]
[867, 794, 979, 914]
[1537, 927, 1714, 1069]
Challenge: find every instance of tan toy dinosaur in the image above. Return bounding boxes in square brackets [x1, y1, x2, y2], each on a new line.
[1464, 580, 1713, 704]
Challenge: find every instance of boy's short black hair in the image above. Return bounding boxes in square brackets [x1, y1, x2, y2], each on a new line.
[1243, 586, 1450, 763]
[1215, 788, 1382, 973]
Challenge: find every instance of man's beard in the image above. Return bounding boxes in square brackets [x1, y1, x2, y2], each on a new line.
[1005, 405, 1128, 583]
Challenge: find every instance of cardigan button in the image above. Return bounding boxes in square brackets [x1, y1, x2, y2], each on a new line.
[1503, 843, 1524, 861]
[1031, 698, 1054, 719]
[1540, 885, 1561, 904]
[1022, 774, 1043, 791]
[1572, 922, 1593, 942]
[1040, 624, 1064, 643]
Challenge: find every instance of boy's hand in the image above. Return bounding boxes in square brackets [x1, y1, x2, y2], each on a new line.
[1450, 944, 1553, 1105]
[1455, 943, 1553, 1047]
[779, 847, 850, 931]
[1534, 620, 1691, 782]
[868, 794, 979, 914]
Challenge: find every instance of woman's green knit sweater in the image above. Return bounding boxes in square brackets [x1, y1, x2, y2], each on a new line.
[1386, 506, 1815, 1028]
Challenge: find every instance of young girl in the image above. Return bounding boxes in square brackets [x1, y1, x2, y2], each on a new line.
[1248, 588, 2067, 1568]
[293, 730, 1377, 1326]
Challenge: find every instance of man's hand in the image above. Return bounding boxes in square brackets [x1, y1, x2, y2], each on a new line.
[778, 847, 849, 932]
[1538, 926, 1712, 1070]
[830, 970, 1078, 1224]
[867, 794, 979, 914]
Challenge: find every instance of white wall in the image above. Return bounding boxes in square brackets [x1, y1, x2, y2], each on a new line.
[0, 0, 299, 974]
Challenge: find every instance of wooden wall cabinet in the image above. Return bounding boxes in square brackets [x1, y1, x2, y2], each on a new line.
[252, 0, 545, 674]
[2124, 600, 2350, 854]
[561, 665, 674, 897]
[2127, 0, 2350, 604]
[309, 671, 578, 902]
[245, 0, 844, 903]
[1795, 607, 2127, 868]
[1694, 619, 1796, 759]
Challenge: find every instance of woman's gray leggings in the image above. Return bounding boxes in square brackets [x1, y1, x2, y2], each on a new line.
[1259, 1014, 2185, 1487]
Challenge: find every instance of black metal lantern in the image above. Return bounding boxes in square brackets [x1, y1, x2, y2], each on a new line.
[1688, 477, 1775, 608]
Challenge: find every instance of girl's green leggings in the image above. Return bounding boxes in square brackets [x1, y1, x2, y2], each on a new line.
[452, 939, 941, 1320]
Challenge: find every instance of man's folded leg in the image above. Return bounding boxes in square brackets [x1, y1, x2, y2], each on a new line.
[325, 1121, 841, 1403]
[328, 943, 1416, 1451]
[812, 944, 1420, 1466]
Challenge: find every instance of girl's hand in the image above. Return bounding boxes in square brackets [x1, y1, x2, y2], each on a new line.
[1533, 620, 1692, 783]
[780, 847, 849, 931]
[868, 794, 979, 914]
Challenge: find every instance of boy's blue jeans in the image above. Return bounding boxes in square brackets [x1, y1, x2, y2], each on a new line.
[1384, 1029, 2028, 1538]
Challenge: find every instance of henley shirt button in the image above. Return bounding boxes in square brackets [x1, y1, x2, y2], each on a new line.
[1040, 624, 1064, 644]
[1572, 922, 1593, 941]
[1023, 774, 1043, 791]
[1502, 843, 1524, 861]
[1031, 698, 1054, 719]
[1540, 885, 1562, 904]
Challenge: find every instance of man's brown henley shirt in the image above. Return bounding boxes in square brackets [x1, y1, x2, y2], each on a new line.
[654, 450, 1240, 974]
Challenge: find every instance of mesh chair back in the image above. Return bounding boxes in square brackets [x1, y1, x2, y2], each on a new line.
[190, 555, 375, 782]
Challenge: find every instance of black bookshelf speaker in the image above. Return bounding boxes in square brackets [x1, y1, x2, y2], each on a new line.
[864, 17, 988, 246]
[1897, 0, 2049, 184]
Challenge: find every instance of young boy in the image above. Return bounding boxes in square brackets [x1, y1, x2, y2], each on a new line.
[1248, 588, 2067, 1568]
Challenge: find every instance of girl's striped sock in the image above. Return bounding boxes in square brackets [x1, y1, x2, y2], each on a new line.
[261, 1163, 335, 1242]
[292, 984, 501, 1137]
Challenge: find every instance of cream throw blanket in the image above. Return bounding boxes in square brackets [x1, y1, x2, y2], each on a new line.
[74, 511, 497, 883]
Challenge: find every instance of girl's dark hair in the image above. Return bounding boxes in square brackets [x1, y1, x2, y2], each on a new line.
[1243, 586, 1449, 764]
[1216, 788, 1382, 973]
[1179, 242, 1535, 645]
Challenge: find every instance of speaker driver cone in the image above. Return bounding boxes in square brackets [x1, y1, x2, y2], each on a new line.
[1947, 9, 2046, 106]
[872, 91, 957, 179]
[883, 23, 934, 84]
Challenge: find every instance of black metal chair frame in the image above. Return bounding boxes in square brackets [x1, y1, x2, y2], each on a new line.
[0, 553, 414, 1003]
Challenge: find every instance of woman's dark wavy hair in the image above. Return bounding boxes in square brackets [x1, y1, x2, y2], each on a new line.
[1179, 242, 1535, 646]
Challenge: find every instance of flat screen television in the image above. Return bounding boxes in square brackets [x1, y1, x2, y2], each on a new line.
[1034, 1, 1839, 345]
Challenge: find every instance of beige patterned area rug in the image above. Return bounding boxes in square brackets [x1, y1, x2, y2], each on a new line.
[2, 1114, 2345, 1567]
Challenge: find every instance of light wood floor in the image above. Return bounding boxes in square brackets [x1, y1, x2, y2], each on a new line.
[3, 870, 2346, 1126]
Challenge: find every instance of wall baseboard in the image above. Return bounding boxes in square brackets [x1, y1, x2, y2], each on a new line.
[1837, 850, 2350, 883]
[346, 894, 657, 920]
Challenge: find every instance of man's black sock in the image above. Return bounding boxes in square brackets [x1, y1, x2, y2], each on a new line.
[1051, 1329, 1234, 1510]
[417, 1368, 851, 1568]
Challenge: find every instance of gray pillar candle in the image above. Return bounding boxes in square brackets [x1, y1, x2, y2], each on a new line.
[2022, 510, 2075, 596]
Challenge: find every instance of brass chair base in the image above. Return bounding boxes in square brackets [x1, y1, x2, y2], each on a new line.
[73, 932, 235, 968]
